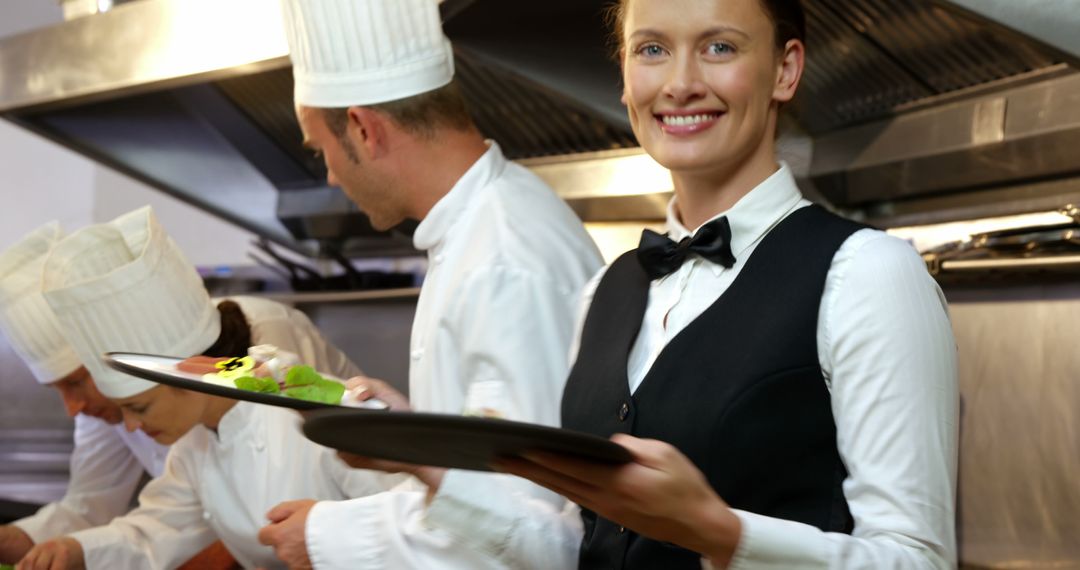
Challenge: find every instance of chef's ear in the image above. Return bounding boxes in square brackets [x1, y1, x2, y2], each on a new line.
[345, 106, 390, 159]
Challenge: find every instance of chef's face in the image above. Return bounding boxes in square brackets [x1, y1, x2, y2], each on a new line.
[50, 366, 123, 424]
[296, 105, 407, 231]
[619, 0, 802, 175]
[115, 386, 204, 445]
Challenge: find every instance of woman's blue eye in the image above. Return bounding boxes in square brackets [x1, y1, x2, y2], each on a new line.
[639, 44, 665, 57]
[706, 42, 734, 56]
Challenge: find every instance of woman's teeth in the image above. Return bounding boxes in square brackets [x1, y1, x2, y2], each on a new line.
[660, 114, 718, 126]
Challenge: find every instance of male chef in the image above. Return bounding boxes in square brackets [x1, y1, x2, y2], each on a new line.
[257, 0, 603, 567]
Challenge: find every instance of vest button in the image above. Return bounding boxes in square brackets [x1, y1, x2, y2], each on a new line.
[618, 526, 626, 534]
[618, 402, 629, 422]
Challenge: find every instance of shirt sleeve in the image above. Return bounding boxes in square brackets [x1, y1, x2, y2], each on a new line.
[306, 266, 586, 568]
[307, 472, 582, 570]
[723, 230, 959, 569]
[13, 415, 146, 543]
[68, 440, 216, 570]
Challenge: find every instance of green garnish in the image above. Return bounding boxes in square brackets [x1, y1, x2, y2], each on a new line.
[284, 380, 345, 405]
[233, 365, 344, 404]
[285, 365, 322, 387]
[234, 376, 280, 394]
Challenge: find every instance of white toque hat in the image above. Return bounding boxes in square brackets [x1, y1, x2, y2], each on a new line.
[42, 207, 221, 399]
[281, 0, 455, 108]
[0, 222, 81, 384]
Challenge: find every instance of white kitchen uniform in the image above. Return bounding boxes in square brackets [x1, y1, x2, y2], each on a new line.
[13, 415, 167, 543]
[303, 142, 603, 568]
[421, 164, 959, 569]
[66, 295, 396, 569]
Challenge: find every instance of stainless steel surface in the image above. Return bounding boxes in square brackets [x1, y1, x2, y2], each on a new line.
[947, 285, 1080, 568]
[795, 0, 1060, 134]
[0, 0, 1074, 243]
[522, 149, 674, 221]
[942, 0, 1080, 68]
[811, 72, 1080, 208]
[942, 255, 1080, 271]
[861, 176, 1080, 229]
[257, 287, 421, 304]
[0, 0, 290, 113]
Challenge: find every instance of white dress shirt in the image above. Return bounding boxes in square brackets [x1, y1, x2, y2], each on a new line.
[423, 164, 959, 569]
[13, 415, 167, 543]
[303, 142, 603, 568]
[66, 296, 394, 569]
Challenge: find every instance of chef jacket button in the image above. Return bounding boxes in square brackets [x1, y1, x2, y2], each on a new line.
[202, 511, 212, 521]
[255, 441, 265, 452]
[617, 402, 629, 422]
[433, 254, 445, 264]
[410, 349, 424, 361]
[618, 526, 626, 534]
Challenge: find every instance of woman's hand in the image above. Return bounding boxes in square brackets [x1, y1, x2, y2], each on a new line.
[494, 434, 742, 566]
[14, 537, 84, 570]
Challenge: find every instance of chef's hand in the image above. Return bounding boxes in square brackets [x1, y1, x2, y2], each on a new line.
[336, 451, 447, 502]
[338, 377, 447, 499]
[344, 376, 410, 410]
[258, 500, 315, 570]
[14, 537, 84, 570]
[493, 434, 743, 568]
[0, 525, 34, 564]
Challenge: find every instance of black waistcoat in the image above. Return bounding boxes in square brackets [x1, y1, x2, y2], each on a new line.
[561, 205, 862, 570]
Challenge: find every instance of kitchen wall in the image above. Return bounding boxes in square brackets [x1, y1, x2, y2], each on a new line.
[0, 0, 259, 431]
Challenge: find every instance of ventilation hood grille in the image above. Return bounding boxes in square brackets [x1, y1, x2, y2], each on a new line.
[0, 0, 1076, 257]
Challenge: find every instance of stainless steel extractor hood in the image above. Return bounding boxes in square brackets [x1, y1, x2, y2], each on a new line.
[0, 0, 1077, 256]
[0, 0, 639, 256]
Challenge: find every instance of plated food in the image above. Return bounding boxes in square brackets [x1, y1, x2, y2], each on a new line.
[177, 345, 348, 405]
[103, 348, 386, 411]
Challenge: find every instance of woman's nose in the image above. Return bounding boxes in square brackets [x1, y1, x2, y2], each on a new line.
[663, 57, 707, 104]
[62, 395, 85, 418]
[122, 411, 140, 433]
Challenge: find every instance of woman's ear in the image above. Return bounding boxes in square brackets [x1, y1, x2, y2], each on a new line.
[345, 106, 389, 159]
[773, 39, 805, 104]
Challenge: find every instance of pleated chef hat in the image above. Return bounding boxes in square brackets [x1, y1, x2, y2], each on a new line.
[0, 222, 81, 384]
[280, 0, 454, 108]
[41, 207, 220, 399]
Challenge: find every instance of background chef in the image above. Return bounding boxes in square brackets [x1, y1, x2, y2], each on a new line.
[16, 207, 400, 570]
[0, 222, 168, 565]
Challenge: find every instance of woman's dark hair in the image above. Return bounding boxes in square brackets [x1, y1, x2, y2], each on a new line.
[604, 0, 806, 56]
[201, 300, 252, 358]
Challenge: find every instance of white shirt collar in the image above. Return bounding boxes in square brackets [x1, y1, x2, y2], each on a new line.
[412, 141, 506, 252]
[665, 162, 803, 274]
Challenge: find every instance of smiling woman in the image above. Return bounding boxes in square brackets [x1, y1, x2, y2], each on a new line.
[426, 0, 960, 569]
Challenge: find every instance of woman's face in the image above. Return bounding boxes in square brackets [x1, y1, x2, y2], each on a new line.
[115, 386, 205, 445]
[620, 0, 801, 175]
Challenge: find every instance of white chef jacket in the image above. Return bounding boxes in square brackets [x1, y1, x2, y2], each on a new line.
[304, 141, 603, 568]
[13, 414, 167, 543]
[67, 295, 400, 569]
[422, 163, 960, 569]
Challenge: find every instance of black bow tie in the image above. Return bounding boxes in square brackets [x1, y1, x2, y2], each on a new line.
[636, 216, 736, 280]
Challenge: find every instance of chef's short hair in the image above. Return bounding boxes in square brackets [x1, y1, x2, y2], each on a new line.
[320, 81, 473, 142]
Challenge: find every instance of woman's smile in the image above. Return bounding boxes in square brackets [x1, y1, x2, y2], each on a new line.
[654, 110, 726, 135]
